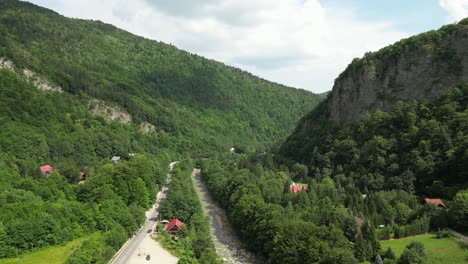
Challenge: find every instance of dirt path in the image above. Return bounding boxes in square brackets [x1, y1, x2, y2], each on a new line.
[191, 169, 259, 264]
[448, 229, 468, 244]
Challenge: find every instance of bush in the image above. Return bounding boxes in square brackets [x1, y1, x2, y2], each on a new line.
[383, 247, 396, 260]
[398, 242, 427, 264]
[377, 226, 392, 240]
[436, 229, 450, 239]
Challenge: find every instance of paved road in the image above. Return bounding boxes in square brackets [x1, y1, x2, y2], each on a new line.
[109, 161, 177, 264]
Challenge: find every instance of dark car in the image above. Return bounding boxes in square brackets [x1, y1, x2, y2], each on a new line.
[147, 229, 152, 233]
[146, 255, 151, 261]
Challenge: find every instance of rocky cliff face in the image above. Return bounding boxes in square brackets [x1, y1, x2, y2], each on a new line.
[329, 22, 468, 124]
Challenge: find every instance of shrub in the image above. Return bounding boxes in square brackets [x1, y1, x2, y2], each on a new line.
[436, 229, 450, 239]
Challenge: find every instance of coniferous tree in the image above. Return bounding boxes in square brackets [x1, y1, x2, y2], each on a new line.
[361, 221, 381, 258]
[383, 247, 396, 260]
[354, 233, 370, 261]
[374, 255, 383, 264]
[0, 222, 7, 258]
[398, 242, 427, 264]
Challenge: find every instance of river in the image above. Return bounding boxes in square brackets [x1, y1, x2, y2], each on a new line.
[191, 169, 260, 264]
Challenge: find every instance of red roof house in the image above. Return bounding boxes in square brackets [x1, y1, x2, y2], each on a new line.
[424, 198, 447, 208]
[353, 216, 366, 239]
[40, 165, 53, 175]
[289, 183, 308, 193]
[354, 216, 365, 228]
[165, 218, 184, 234]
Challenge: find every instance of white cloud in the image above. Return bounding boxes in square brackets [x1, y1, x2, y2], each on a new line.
[439, 0, 468, 22]
[28, 0, 410, 93]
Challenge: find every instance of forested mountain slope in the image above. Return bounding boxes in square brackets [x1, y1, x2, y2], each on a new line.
[195, 20, 468, 264]
[281, 20, 468, 195]
[330, 20, 468, 124]
[0, 68, 173, 261]
[199, 84, 468, 264]
[0, 0, 321, 153]
[0, 1, 322, 263]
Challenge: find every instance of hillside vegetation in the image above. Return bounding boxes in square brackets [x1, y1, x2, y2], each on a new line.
[281, 84, 468, 195]
[381, 233, 468, 264]
[200, 82, 468, 264]
[0, 71, 172, 260]
[0, 0, 321, 153]
[200, 20, 468, 264]
[281, 20, 468, 196]
[327, 19, 468, 124]
[0, 1, 322, 263]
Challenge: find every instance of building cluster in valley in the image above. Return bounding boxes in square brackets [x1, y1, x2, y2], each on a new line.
[39, 164, 86, 182]
[288, 180, 448, 237]
[37, 153, 136, 182]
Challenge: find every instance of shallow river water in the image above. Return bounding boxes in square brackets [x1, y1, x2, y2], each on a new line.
[191, 169, 261, 264]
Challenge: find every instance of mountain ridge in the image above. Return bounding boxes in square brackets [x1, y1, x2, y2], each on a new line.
[0, 0, 322, 152]
[0, 1, 323, 262]
[282, 19, 468, 159]
[328, 20, 468, 124]
[279, 19, 468, 196]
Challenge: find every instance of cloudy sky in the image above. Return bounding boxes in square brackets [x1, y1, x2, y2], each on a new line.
[29, 0, 468, 93]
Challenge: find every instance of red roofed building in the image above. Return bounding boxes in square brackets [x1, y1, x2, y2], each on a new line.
[424, 198, 447, 208]
[165, 218, 184, 234]
[354, 216, 366, 239]
[289, 182, 308, 193]
[354, 216, 365, 228]
[79, 171, 86, 181]
[40, 165, 53, 176]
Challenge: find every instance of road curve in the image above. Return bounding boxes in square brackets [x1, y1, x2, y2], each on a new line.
[109, 161, 177, 264]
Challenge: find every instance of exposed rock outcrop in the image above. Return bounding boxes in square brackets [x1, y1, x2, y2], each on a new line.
[139, 122, 156, 134]
[88, 99, 132, 124]
[1, 57, 63, 92]
[328, 23, 468, 124]
[23, 68, 63, 92]
[0, 57, 15, 71]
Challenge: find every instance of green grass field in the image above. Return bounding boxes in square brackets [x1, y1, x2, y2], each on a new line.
[381, 233, 468, 264]
[0, 233, 101, 264]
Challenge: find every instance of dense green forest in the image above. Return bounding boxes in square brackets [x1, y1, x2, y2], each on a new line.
[0, 70, 219, 261]
[1, 1, 467, 263]
[0, 0, 321, 153]
[272, 25, 468, 253]
[158, 161, 221, 263]
[197, 19, 468, 263]
[0, 67, 171, 261]
[281, 84, 467, 198]
[200, 84, 467, 264]
[276, 23, 468, 247]
[0, 0, 322, 262]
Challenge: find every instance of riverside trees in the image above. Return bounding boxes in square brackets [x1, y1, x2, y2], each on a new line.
[200, 85, 468, 263]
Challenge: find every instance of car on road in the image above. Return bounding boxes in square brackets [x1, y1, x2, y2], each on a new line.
[147, 229, 152, 233]
[146, 255, 151, 261]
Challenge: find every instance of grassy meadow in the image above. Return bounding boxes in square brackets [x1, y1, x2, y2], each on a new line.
[381, 233, 468, 264]
[0, 233, 101, 264]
